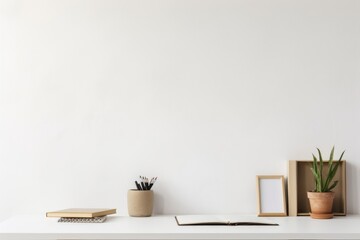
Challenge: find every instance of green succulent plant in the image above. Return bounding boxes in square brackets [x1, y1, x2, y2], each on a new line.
[310, 146, 345, 192]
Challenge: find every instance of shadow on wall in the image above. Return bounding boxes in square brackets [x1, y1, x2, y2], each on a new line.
[153, 192, 165, 215]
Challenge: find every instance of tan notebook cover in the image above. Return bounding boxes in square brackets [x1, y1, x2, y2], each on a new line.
[46, 208, 116, 218]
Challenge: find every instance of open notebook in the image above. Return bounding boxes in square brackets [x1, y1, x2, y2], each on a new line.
[175, 215, 279, 226]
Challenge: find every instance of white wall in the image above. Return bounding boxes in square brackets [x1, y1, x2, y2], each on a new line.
[0, 0, 359, 220]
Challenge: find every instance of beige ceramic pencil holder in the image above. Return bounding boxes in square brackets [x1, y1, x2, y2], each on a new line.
[127, 189, 154, 217]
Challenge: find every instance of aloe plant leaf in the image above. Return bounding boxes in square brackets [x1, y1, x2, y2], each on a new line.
[328, 180, 339, 192]
[323, 175, 330, 192]
[324, 149, 344, 192]
[317, 148, 324, 190]
[324, 146, 335, 191]
[310, 167, 319, 178]
[329, 146, 335, 168]
[310, 167, 322, 192]
[324, 146, 335, 189]
[311, 154, 320, 191]
[312, 154, 318, 173]
[324, 168, 337, 191]
[329, 146, 335, 160]
[339, 150, 345, 161]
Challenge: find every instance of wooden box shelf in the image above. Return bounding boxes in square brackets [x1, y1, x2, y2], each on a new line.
[288, 160, 346, 216]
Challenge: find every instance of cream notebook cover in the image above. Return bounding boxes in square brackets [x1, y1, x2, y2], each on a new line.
[46, 208, 116, 218]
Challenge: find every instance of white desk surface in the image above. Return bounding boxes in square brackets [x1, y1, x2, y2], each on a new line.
[1, 214, 360, 240]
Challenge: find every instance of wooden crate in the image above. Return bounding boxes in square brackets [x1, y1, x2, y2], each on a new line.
[288, 160, 346, 216]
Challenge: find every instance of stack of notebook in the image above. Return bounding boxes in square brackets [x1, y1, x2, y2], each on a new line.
[46, 208, 116, 223]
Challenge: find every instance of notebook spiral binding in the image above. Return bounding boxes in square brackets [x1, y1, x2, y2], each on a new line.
[58, 216, 107, 223]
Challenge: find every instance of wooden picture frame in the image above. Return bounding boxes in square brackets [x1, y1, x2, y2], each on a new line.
[257, 175, 287, 217]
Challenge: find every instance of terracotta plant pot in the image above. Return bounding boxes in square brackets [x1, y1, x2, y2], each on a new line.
[127, 189, 153, 217]
[307, 191, 335, 219]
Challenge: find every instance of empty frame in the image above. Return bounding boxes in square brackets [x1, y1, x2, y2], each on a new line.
[257, 175, 287, 217]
